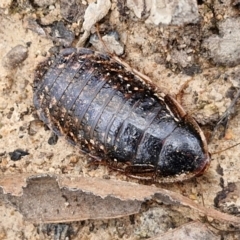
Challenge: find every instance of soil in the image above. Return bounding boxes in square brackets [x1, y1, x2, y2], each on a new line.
[1, 0, 240, 239]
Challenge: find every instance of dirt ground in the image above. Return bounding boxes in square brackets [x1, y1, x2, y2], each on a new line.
[1, 0, 240, 239]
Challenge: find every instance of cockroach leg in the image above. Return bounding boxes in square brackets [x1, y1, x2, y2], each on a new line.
[176, 78, 194, 105]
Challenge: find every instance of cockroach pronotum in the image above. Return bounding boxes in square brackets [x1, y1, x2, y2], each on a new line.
[33, 47, 210, 183]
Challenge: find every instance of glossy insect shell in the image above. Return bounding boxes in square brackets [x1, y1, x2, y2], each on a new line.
[33, 47, 210, 183]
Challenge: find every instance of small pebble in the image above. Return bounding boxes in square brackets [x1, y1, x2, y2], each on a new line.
[48, 133, 59, 145]
[9, 149, 29, 161]
[2, 45, 28, 69]
[28, 120, 44, 136]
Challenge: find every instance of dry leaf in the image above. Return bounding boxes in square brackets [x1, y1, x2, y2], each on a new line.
[0, 173, 240, 231]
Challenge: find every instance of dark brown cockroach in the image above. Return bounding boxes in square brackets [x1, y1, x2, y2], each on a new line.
[33, 48, 210, 183]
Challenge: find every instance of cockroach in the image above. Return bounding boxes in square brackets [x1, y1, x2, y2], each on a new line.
[33, 47, 210, 183]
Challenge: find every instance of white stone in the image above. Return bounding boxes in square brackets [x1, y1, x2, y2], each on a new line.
[83, 0, 111, 32]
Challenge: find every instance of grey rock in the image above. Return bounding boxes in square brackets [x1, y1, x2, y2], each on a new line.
[126, 0, 199, 25]
[90, 32, 124, 55]
[50, 21, 75, 47]
[203, 18, 240, 67]
[24, 17, 46, 36]
[32, 0, 56, 7]
[60, 0, 87, 22]
[2, 45, 28, 69]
